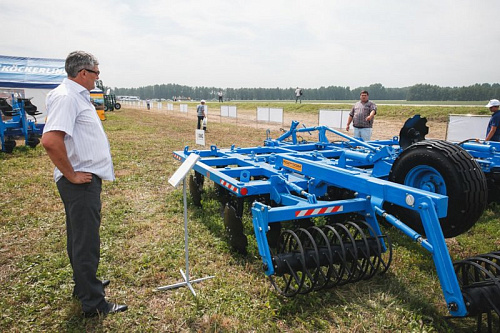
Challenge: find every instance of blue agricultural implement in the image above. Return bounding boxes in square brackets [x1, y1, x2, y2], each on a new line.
[0, 95, 43, 153]
[173, 116, 500, 330]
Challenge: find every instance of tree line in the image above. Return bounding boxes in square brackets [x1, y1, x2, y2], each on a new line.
[112, 82, 500, 101]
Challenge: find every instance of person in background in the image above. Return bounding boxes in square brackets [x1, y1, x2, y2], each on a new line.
[485, 99, 500, 141]
[41, 51, 127, 318]
[295, 87, 303, 103]
[197, 99, 206, 130]
[218, 90, 223, 103]
[146, 99, 151, 110]
[346, 90, 377, 141]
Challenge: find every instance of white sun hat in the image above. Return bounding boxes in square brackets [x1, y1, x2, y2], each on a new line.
[485, 99, 500, 108]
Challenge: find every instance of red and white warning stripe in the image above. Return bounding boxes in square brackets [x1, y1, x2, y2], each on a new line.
[295, 205, 343, 217]
[220, 179, 239, 194]
[172, 153, 183, 161]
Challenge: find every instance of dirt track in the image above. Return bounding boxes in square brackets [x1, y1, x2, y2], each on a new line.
[131, 104, 448, 141]
[212, 107, 448, 141]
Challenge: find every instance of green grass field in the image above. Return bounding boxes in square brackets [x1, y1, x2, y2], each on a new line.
[1, 106, 498, 332]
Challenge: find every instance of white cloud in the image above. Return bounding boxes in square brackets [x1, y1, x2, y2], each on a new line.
[2, 0, 499, 89]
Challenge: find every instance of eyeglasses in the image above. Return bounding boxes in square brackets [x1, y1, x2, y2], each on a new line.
[79, 68, 100, 76]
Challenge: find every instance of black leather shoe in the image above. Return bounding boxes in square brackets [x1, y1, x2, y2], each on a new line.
[107, 302, 128, 314]
[72, 280, 111, 298]
[83, 302, 128, 318]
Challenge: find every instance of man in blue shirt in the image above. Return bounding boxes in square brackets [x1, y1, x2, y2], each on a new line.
[485, 99, 500, 141]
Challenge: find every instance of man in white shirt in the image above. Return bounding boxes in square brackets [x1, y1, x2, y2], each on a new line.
[41, 51, 127, 317]
[295, 87, 303, 103]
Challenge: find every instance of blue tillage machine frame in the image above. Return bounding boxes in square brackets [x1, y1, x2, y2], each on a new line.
[172, 120, 500, 319]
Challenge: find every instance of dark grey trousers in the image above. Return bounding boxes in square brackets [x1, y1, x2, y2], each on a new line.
[197, 116, 204, 129]
[57, 174, 106, 312]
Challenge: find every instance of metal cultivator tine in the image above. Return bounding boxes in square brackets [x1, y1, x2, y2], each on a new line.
[295, 228, 320, 294]
[356, 221, 393, 277]
[307, 226, 334, 290]
[333, 222, 363, 283]
[322, 224, 348, 287]
[476, 252, 500, 276]
[344, 221, 373, 281]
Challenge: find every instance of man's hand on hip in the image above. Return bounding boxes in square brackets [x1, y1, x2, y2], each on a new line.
[67, 171, 93, 184]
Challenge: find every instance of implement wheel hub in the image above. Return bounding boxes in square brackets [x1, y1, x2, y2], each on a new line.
[405, 165, 446, 195]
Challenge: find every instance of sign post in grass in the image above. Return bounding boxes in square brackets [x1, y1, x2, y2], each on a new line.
[157, 153, 214, 296]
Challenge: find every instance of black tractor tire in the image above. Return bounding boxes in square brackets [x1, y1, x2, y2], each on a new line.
[388, 139, 487, 238]
[114, 103, 121, 110]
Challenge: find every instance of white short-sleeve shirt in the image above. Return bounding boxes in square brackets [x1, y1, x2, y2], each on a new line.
[43, 78, 115, 182]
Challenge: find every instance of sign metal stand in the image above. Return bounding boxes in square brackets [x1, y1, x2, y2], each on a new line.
[156, 154, 214, 296]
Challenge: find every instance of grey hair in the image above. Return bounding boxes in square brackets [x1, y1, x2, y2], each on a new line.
[65, 51, 99, 78]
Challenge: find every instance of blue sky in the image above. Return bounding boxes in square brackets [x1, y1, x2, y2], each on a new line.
[3, 0, 499, 89]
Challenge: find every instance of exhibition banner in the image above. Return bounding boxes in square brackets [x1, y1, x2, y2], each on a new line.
[0, 55, 65, 88]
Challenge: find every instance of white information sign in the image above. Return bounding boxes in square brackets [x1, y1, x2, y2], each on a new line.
[319, 109, 350, 129]
[269, 108, 283, 123]
[228, 106, 237, 118]
[257, 107, 269, 122]
[195, 129, 206, 146]
[168, 153, 201, 188]
[446, 114, 490, 141]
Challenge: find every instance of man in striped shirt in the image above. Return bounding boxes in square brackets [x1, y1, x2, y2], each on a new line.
[42, 51, 127, 318]
[345, 90, 377, 141]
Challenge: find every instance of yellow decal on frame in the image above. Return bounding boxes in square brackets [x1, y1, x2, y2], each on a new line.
[283, 159, 302, 172]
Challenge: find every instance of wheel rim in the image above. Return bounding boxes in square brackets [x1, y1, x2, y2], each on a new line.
[404, 165, 446, 195]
